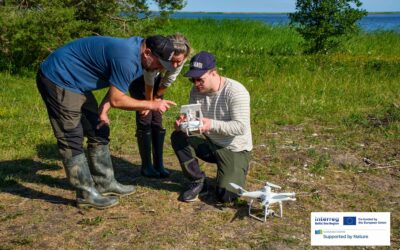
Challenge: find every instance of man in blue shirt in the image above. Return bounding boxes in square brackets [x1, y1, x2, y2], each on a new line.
[36, 35, 176, 209]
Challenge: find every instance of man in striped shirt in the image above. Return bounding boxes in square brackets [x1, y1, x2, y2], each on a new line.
[171, 51, 253, 203]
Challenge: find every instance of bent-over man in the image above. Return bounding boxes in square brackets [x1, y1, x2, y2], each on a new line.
[37, 35, 176, 209]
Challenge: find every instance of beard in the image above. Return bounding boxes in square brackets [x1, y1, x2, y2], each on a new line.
[143, 56, 155, 71]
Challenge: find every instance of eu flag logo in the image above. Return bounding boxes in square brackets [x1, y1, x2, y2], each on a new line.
[315, 229, 323, 234]
[343, 216, 356, 225]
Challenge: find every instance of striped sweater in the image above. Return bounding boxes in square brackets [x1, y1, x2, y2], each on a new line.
[189, 77, 253, 152]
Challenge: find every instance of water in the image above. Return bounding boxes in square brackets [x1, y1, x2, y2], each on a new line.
[168, 12, 400, 32]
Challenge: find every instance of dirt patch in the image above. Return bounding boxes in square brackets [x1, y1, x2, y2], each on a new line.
[1, 126, 399, 248]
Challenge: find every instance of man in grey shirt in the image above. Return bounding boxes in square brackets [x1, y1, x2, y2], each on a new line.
[172, 51, 253, 203]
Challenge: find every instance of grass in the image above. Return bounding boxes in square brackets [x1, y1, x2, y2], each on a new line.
[0, 19, 399, 248]
[156, 20, 400, 136]
[78, 216, 104, 226]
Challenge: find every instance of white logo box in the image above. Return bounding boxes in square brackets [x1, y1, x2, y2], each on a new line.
[311, 212, 390, 246]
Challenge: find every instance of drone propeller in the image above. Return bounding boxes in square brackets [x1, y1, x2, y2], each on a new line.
[266, 182, 281, 189]
[229, 183, 247, 194]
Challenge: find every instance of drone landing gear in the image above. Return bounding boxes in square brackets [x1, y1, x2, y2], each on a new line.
[248, 200, 283, 222]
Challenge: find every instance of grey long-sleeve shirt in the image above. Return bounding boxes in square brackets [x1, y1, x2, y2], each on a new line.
[189, 77, 253, 152]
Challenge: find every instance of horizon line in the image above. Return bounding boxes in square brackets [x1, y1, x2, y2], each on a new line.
[150, 10, 400, 14]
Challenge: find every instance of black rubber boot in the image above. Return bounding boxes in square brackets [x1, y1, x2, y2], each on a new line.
[87, 144, 135, 197]
[152, 128, 170, 178]
[137, 129, 160, 178]
[63, 153, 119, 209]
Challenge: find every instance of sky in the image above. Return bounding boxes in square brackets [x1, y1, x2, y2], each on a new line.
[150, 0, 400, 13]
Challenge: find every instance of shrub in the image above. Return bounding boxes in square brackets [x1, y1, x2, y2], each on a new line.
[289, 0, 367, 53]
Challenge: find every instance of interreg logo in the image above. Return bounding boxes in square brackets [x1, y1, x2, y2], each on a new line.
[315, 229, 323, 235]
[315, 217, 340, 225]
[343, 216, 357, 225]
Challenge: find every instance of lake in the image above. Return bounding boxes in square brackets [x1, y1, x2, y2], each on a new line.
[168, 12, 400, 32]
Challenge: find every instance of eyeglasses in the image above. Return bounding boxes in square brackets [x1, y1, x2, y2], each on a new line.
[189, 72, 210, 84]
[189, 77, 205, 84]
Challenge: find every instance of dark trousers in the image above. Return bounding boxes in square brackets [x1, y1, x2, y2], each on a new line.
[171, 131, 250, 202]
[36, 70, 109, 159]
[128, 75, 163, 130]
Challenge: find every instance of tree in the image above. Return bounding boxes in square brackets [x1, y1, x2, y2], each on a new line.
[0, 0, 186, 71]
[289, 0, 367, 53]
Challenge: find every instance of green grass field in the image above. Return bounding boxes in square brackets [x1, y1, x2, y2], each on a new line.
[0, 19, 399, 248]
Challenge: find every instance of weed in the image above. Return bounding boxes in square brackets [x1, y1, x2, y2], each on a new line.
[219, 210, 233, 222]
[307, 148, 317, 158]
[101, 229, 114, 238]
[223, 240, 239, 248]
[312, 193, 321, 202]
[310, 154, 330, 174]
[78, 216, 104, 226]
[267, 164, 283, 176]
[269, 138, 278, 156]
[1, 211, 24, 222]
[11, 236, 33, 246]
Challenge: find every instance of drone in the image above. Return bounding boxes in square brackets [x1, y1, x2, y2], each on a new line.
[230, 182, 296, 222]
[179, 103, 203, 135]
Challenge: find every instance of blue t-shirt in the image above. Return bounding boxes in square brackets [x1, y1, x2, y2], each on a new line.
[40, 36, 143, 94]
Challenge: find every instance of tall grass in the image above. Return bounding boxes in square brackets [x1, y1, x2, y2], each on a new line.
[156, 19, 400, 131]
[1, 19, 399, 160]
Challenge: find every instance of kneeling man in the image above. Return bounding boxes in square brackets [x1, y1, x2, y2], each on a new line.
[172, 51, 253, 203]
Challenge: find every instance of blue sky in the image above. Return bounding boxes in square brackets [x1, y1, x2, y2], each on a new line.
[150, 0, 400, 13]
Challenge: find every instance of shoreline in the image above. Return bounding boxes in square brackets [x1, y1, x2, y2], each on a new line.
[166, 11, 400, 15]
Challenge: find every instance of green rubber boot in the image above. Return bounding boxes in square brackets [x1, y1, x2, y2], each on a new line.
[63, 153, 119, 209]
[88, 144, 135, 197]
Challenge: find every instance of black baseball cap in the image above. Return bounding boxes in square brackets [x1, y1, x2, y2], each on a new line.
[146, 35, 175, 71]
[184, 51, 216, 78]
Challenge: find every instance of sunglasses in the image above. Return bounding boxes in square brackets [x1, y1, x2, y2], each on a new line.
[189, 72, 210, 84]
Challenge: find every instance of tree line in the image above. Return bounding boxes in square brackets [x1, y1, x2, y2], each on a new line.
[0, 0, 366, 72]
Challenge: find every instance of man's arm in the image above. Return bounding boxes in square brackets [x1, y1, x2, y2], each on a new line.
[97, 91, 112, 129]
[108, 85, 175, 112]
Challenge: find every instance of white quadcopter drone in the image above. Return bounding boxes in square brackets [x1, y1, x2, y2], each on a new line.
[230, 182, 296, 222]
[179, 103, 203, 135]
